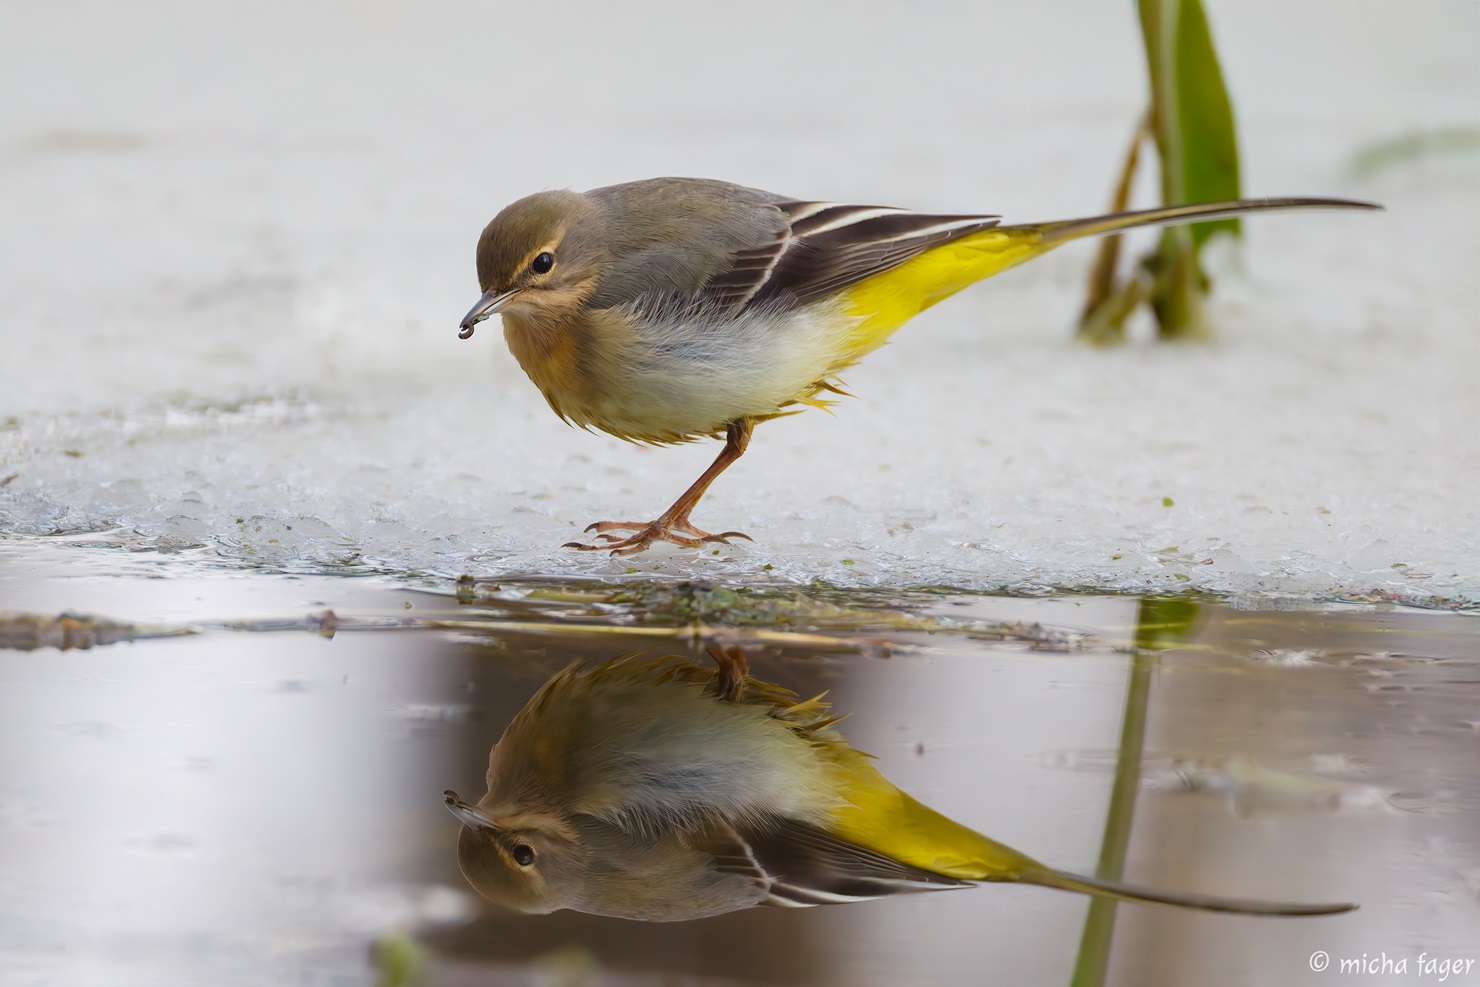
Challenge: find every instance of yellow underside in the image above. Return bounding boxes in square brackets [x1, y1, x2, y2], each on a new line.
[833, 227, 1048, 366]
[819, 742, 1040, 882]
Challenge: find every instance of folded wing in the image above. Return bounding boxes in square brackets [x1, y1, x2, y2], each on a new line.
[703, 201, 1000, 316]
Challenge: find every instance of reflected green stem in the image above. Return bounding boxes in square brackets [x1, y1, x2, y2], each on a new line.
[1068, 649, 1152, 987]
[1069, 598, 1197, 987]
[373, 932, 425, 987]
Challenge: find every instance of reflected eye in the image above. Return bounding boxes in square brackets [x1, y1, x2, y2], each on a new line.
[530, 252, 554, 275]
[513, 844, 535, 867]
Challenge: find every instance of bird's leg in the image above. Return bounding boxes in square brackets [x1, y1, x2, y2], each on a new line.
[705, 644, 749, 704]
[564, 419, 754, 555]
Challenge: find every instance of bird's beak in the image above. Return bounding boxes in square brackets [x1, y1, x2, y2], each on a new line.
[443, 789, 497, 830]
[458, 288, 521, 339]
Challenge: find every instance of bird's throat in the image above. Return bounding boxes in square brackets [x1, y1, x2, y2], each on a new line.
[502, 313, 586, 419]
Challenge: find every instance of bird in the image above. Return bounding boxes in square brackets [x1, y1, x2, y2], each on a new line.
[457, 178, 1378, 554]
[443, 648, 1356, 922]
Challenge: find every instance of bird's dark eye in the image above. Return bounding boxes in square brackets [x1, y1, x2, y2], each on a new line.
[530, 252, 554, 275]
[513, 844, 535, 867]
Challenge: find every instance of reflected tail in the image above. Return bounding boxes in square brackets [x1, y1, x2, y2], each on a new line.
[1019, 866, 1358, 917]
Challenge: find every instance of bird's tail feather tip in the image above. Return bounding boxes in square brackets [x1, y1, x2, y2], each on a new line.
[1023, 196, 1384, 246]
[1028, 867, 1358, 917]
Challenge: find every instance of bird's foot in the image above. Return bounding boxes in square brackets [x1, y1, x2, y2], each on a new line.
[562, 517, 752, 556]
[705, 644, 750, 703]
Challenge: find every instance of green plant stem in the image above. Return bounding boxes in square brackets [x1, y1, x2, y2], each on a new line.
[1077, 116, 1152, 345]
[1068, 645, 1153, 987]
[1069, 598, 1199, 987]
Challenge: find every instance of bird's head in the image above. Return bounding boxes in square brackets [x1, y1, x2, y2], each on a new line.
[443, 789, 590, 914]
[459, 190, 604, 338]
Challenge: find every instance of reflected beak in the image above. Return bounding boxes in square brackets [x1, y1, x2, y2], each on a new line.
[443, 789, 496, 830]
[458, 288, 520, 339]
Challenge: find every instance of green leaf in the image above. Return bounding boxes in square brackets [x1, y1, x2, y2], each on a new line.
[1174, 0, 1241, 243]
[1140, 0, 1242, 246]
[1348, 126, 1480, 178]
[1134, 0, 1242, 338]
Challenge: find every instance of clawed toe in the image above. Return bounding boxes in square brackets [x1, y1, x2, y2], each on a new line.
[562, 516, 749, 555]
[701, 530, 752, 544]
[610, 533, 703, 556]
[584, 520, 647, 535]
[562, 539, 606, 551]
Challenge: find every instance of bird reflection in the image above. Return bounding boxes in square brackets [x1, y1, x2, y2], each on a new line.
[444, 649, 1355, 922]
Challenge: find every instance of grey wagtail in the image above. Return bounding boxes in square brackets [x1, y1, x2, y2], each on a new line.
[457, 177, 1377, 554]
[445, 649, 1355, 920]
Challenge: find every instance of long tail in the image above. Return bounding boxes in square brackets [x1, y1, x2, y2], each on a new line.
[1009, 196, 1382, 248]
[1020, 866, 1357, 917]
[836, 197, 1379, 360]
[826, 775, 1356, 917]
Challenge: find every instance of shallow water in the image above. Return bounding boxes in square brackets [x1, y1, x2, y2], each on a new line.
[2, 540, 1476, 986]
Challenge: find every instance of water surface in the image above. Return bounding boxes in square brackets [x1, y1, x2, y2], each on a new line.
[2, 541, 1475, 986]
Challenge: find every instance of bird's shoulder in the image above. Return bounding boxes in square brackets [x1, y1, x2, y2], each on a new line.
[583, 178, 789, 311]
[584, 178, 1001, 318]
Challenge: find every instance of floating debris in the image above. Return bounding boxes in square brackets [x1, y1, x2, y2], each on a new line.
[394, 703, 478, 725]
[1249, 648, 1323, 667]
[1144, 755, 1389, 815]
[0, 610, 196, 652]
[440, 577, 1095, 654]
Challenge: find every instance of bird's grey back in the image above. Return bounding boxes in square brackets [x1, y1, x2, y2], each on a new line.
[584, 178, 789, 311]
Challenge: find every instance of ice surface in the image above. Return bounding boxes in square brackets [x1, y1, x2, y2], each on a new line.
[1, 2, 1476, 605]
